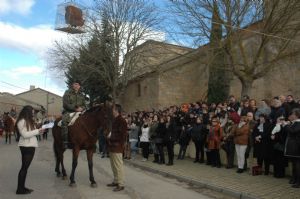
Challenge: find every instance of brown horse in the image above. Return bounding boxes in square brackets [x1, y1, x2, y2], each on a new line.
[52, 104, 111, 187]
[3, 112, 15, 144]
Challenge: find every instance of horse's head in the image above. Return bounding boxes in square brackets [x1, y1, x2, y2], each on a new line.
[91, 102, 113, 136]
[3, 112, 9, 120]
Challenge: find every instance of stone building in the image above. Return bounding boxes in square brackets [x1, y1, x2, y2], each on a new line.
[0, 92, 42, 114]
[120, 34, 300, 113]
[121, 0, 300, 112]
[15, 86, 62, 118]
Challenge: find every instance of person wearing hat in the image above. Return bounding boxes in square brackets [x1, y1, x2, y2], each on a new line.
[61, 80, 86, 149]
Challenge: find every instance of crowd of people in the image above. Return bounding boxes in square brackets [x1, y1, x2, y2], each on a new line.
[98, 94, 300, 188]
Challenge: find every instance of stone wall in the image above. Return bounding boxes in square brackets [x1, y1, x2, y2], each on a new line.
[126, 40, 193, 80]
[121, 50, 300, 111]
[121, 73, 160, 113]
[158, 59, 208, 109]
[174, 142, 293, 175]
[229, 57, 300, 100]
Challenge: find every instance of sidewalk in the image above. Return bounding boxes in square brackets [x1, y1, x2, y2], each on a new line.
[124, 155, 300, 199]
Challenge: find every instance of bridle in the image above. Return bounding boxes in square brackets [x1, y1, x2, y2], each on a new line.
[78, 107, 109, 138]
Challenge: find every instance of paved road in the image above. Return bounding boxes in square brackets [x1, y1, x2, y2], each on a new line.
[0, 135, 216, 199]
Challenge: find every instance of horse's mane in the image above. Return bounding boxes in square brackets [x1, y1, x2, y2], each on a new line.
[84, 105, 104, 114]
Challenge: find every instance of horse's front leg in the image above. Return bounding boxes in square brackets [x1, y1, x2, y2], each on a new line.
[60, 149, 67, 179]
[87, 148, 97, 187]
[69, 147, 80, 187]
[54, 145, 61, 177]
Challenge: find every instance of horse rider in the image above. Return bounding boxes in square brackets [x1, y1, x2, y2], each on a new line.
[62, 80, 86, 149]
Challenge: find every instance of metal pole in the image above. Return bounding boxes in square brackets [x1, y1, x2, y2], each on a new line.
[46, 92, 49, 117]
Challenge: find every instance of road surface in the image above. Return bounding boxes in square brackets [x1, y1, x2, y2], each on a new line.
[0, 135, 229, 199]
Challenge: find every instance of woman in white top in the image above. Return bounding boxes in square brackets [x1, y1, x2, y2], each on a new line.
[16, 106, 44, 195]
[139, 118, 150, 161]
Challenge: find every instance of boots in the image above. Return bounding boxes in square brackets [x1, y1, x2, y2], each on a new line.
[166, 158, 174, 166]
[158, 155, 165, 164]
[181, 149, 186, 160]
[61, 125, 69, 149]
[166, 161, 173, 166]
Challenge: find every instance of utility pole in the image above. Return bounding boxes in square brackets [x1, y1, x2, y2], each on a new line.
[46, 92, 49, 117]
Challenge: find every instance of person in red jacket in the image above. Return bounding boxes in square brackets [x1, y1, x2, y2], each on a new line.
[106, 104, 127, 192]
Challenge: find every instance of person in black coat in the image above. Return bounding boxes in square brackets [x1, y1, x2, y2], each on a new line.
[190, 117, 207, 163]
[252, 114, 274, 175]
[270, 99, 285, 125]
[155, 117, 167, 164]
[164, 116, 176, 166]
[271, 117, 288, 178]
[177, 122, 191, 160]
[284, 108, 300, 188]
[286, 95, 300, 117]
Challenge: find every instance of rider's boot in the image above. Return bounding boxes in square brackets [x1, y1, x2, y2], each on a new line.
[61, 125, 69, 149]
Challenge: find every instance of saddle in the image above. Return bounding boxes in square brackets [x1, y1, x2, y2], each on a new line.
[58, 112, 81, 127]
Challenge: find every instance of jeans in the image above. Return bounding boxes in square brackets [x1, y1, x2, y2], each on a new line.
[194, 140, 204, 161]
[178, 145, 188, 159]
[140, 142, 150, 159]
[166, 141, 174, 164]
[156, 143, 165, 163]
[130, 140, 138, 157]
[151, 142, 158, 154]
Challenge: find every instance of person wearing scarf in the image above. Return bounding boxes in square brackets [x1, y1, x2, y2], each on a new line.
[206, 116, 223, 168]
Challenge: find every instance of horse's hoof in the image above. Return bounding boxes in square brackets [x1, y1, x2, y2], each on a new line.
[90, 183, 97, 188]
[62, 176, 68, 180]
[56, 173, 61, 177]
[69, 182, 76, 187]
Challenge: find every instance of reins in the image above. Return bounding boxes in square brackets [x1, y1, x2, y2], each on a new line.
[78, 117, 98, 138]
[78, 108, 103, 138]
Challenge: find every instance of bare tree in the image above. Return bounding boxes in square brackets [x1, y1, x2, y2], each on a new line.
[47, 0, 164, 101]
[93, 0, 165, 100]
[167, 0, 300, 97]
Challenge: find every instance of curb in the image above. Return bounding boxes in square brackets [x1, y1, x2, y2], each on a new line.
[125, 160, 259, 199]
